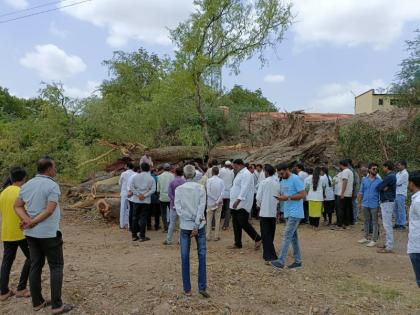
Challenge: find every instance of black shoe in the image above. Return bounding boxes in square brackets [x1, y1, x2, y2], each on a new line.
[199, 291, 210, 298]
[139, 237, 151, 242]
[132, 237, 139, 241]
[287, 262, 302, 270]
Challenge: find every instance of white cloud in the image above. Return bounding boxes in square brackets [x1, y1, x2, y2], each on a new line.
[293, 0, 420, 49]
[49, 22, 68, 38]
[62, 0, 194, 47]
[20, 44, 86, 80]
[4, 0, 28, 10]
[310, 79, 387, 114]
[65, 81, 101, 98]
[264, 74, 286, 83]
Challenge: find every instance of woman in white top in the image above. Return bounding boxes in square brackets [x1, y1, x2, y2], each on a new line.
[305, 167, 325, 229]
[321, 167, 335, 226]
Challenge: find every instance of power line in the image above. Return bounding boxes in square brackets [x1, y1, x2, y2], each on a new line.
[0, 0, 73, 18]
[0, 0, 92, 24]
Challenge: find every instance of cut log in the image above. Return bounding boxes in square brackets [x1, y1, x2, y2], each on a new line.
[91, 176, 121, 195]
[96, 198, 121, 220]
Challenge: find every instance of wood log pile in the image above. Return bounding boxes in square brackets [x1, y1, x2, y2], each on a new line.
[66, 172, 121, 221]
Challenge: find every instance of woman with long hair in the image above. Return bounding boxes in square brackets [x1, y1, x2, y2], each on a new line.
[321, 166, 335, 225]
[305, 166, 325, 229]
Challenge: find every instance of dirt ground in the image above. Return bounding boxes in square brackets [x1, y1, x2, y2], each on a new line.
[1, 209, 419, 315]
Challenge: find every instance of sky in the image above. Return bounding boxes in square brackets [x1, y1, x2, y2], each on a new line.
[0, 0, 420, 114]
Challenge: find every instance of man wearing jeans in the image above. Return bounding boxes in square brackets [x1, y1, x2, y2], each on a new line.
[376, 160, 397, 254]
[158, 163, 174, 232]
[357, 163, 382, 247]
[14, 157, 73, 314]
[271, 163, 305, 270]
[394, 160, 409, 230]
[174, 165, 209, 298]
[163, 167, 185, 245]
[407, 171, 420, 288]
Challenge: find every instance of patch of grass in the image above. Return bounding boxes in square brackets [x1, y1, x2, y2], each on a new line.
[336, 277, 402, 301]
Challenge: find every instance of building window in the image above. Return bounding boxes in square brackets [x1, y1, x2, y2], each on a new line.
[390, 99, 398, 105]
[378, 98, 384, 105]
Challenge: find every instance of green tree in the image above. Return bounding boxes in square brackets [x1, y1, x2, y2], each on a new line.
[223, 84, 277, 112]
[391, 29, 420, 108]
[170, 0, 292, 153]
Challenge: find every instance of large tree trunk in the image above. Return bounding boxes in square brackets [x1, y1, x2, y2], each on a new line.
[193, 73, 212, 156]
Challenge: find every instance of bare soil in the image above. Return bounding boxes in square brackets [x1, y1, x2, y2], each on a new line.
[1, 210, 419, 315]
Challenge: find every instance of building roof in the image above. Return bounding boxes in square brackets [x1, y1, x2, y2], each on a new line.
[250, 112, 353, 122]
[355, 89, 396, 98]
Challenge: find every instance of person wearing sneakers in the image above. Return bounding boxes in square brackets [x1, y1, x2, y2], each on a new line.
[175, 165, 209, 298]
[0, 167, 31, 301]
[357, 163, 382, 247]
[376, 160, 397, 254]
[271, 163, 305, 270]
[407, 171, 420, 288]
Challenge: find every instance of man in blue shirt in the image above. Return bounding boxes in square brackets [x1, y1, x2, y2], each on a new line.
[14, 157, 73, 314]
[376, 160, 397, 253]
[271, 163, 305, 270]
[357, 163, 382, 247]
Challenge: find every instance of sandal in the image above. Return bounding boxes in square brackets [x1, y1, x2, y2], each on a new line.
[15, 288, 30, 298]
[34, 300, 51, 311]
[0, 290, 15, 301]
[52, 303, 74, 314]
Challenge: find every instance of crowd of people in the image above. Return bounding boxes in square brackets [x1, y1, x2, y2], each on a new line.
[0, 152, 419, 312]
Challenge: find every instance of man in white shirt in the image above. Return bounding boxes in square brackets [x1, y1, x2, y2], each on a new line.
[335, 159, 354, 229]
[219, 161, 234, 229]
[229, 159, 262, 250]
[256, 164, 280, 262]
[130, 163, 156, 242]
[119, 162, 135, 229]
[255, 164, 266, 188]
[157, 163, 175, 232]
[127, 166, 140, 233]
[205, 167, 225, 241]
[175, 165, 209, 298]
[139, 148, 153, 167]
[407, 171, 420, 288]
[395, 160, 409, 230]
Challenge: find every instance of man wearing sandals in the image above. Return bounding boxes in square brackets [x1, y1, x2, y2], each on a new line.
[14, 157, 73, 314]
[0, 167, 30, 301]
[174, 165, 209, 298]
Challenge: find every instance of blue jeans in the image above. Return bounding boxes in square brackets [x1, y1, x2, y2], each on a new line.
[277, 217, 302, 265]
[394, 194, 406, 226]
[166, 209, 178, 243]
[409, 253, 420, 288]
[180, 227, 206, 293]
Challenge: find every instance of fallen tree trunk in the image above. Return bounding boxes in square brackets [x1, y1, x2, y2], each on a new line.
[96, 198, 120, 220]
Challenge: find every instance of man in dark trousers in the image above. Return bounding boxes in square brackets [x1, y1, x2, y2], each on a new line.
[15, 157, 73, 314]
[229, 159, 262, 250]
